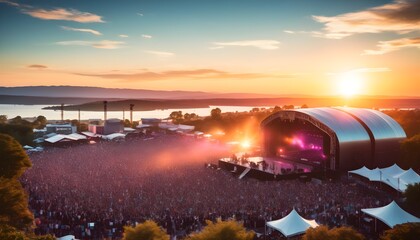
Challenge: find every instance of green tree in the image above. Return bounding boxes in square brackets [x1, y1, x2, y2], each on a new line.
[0, 134, 34, 230]
[169, 111, 183, 124]
[0, 134, 32, 179]
[0, 225, 55, 240]
[34, 116, 47, 129]
[303, 225, 364, 240]
[123, 220, 169, 240]
[403, 183, 420, 216]
[380, 223, 420, 240]
[0, 178, 34, 229]
[187, 220, 254, 240]
[0, 115, 7, 124]
[210, 108, 222, 119]
[0, 224, 26, 240]
[400, 134, 420, 169]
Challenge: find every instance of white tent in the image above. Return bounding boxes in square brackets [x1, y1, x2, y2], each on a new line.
[361, 201, 420, 228]
[380, 164, 406, 177]
[103, 133, 126, 140]
[57, 235, 77, 240]
[395, 168, 420, 186]
[266, 209, 319, 237]
[348, 165, 420, 192]
[348, 166, 372, 179]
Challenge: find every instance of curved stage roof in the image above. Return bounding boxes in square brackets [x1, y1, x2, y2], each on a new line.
[261, 107, 406, 170]
[295, 108, 371, 143]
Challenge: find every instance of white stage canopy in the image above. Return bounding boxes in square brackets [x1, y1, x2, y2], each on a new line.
[362, 201, 420, 228]
[266, 209, 319, 237]
[349, 165, 420, 192]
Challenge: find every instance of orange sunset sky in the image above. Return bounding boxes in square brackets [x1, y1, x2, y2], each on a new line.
[0, 0, 419, 97]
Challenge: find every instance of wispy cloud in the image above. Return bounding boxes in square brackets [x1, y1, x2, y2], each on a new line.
[327, 67, 391, 75]
[74, 69, 294, 82]
[61, 26, 102, 36]
[142, 34, 152, 39]
[313, 0, 420, 39]
[212, 40, 280, 50]
[363, 37, 420, 55]
[137, 12, 144, 16]
[283, 30, 295, 34]
[144, 50, 175, 57]
[119, 34, 128, 38]
[27, 64, 48, 69]
[0, 0, 104, 23]
[56, 40, 125, 49]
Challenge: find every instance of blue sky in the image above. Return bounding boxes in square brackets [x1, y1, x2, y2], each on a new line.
[0, 0, 419, 96]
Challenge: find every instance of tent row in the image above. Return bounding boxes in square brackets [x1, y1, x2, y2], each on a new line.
[44, 132, 126, 144]
[348, 164, 420, 192]
[266, 201, 420, 238]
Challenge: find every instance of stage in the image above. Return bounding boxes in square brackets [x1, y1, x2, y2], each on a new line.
[218, 155, 327, 180]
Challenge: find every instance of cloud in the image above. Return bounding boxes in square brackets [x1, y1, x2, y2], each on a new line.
[363, 37, 420, 55]
[74, 69, 294, 82]
[327, 67, 391, 75]
[119, 34, 129, 38]
[61, 26, 102, 35]
[142, 34, 152, 39]
[27, 64, 48, 69]
[212, 40, 280, 50]
[283, 30, 295, 34]
[144, 50, 175, 57]
[56, 40, 125, 49]
[0, 0, 104, 23]
[137, 12, 144, 16]
[313, 0, 420, 39]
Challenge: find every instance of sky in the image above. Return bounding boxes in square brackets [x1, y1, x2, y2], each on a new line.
[0, 0, 419, 97]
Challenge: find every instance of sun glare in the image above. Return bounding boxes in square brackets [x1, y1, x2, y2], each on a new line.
[338, 72, 363, 97]
[241, 140, 251, 149]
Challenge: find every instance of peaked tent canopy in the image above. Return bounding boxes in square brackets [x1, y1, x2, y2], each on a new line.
[380, 164, 406, 177]
[395, 168, 420, 185]
[349, 165, 420, 192]
[361, 201, 420, 228]
[266, 209, 319, 237]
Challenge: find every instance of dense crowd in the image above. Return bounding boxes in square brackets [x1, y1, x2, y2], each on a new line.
[22, 135, 393, 239]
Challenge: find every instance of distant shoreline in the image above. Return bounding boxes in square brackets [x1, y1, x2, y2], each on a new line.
[1, 95, 420, 111]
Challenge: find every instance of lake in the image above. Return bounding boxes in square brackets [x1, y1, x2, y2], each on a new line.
[0, 104, 269, 121]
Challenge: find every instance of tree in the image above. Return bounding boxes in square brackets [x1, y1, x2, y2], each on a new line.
[303, 225, 364, 240]
[34, 116, 47, 129]
[403, 183, 420, 216]
[380, 223, 420, 240]
[301, 104, 309, 108]
[169, 111, 183, 124]
[187, 220, 254, 240]
[272, 106, 281, 113]
[283, 105, 294, 110]
[210, 108, 222, 119]
[0, 134, 34, 230]
[0, 178, 34, 229]
[0, 134, 32, 179]
[0, 115, 7, 124]
[0, 224, 55, 240]
[400, 134, 420, 170]
[123, 220, 169, 240]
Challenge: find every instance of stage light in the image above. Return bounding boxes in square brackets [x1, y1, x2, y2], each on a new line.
[241, 140, 251, 149]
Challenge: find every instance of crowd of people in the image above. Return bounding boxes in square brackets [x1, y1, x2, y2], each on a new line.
[22, 134, 394, 239]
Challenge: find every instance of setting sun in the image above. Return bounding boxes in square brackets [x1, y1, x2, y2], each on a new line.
[338, 72, 363, 97]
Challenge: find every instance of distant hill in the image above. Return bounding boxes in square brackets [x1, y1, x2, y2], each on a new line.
[0, 86, 284, 99]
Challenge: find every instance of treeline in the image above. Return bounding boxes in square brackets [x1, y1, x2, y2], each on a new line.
[0, 115, 47, 146]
